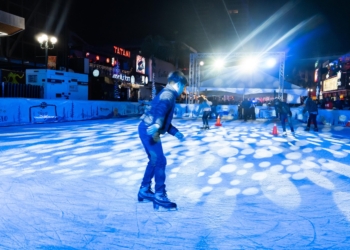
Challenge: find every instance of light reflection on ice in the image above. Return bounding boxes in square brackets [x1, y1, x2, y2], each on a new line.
[230, 179, 240, 185]
[286, 165, 301, 172]
[201, 186, 213, 193]
[208, 177, 222, 184]
[254, 149, 273, 158]
[242, 187, 259, 195]
[241, 148, 255, 155]
[236, 169, 247, 175]
[122, 161, 141, 168]
[259, 162, 270, 168]
[285, 152, 302, 160]
[220, 164, 237, 173]
[252, 172, 267, 181]
[0, 116, 350, 247]
[302, 148, 313, 153]
[243, 163, 254, 168]
[304, 170, 335, 190]
[217, 147, 239, 157]
[333, 192, 350, 221]
[270, 165, 284, 172]
[225, 188, 240, 196]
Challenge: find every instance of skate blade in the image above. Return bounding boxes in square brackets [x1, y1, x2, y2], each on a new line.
[153, 203, 177, 212]
[154, 206, 178, 212]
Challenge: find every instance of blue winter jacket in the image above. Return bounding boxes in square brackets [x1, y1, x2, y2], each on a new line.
[141, 85, 179, 135]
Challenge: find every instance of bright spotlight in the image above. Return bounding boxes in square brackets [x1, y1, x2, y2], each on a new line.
[199, 61, 204, 66]
[241, 57, 257, 72]
[50, 36, 57, 44]
[266, 58, 277, 68]
[214, 59, 225, 69]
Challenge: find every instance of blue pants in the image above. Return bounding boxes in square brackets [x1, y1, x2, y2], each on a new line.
[280, 113, 294, 132]
[138, 121, 167, 193]
[202, 111, 211, 125]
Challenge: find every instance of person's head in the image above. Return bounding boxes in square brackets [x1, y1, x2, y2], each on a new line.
[168, 70, 189, 95]
[198, 95, 206, 103]
[198, 96, 205, 103]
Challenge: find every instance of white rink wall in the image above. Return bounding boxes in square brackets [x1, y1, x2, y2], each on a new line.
[0, 98, 349, 126]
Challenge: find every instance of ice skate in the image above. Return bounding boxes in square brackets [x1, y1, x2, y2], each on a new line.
[205, 125, 210, 130]
[200, 126, 206, 129]
[138, 185, 154, 202]
[314, 127, 318, 132]
[304, 127, 310, 131]
[153, 192, 177, 211]
[290, 128, 295, 136]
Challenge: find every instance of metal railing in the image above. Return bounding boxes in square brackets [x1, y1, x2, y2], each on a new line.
[1, 82, 43, 98]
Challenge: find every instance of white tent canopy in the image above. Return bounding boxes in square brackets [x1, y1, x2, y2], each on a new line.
[200, 69, 307, 103]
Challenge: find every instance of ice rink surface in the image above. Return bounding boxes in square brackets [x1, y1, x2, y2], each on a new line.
[0, 117, 349, 249]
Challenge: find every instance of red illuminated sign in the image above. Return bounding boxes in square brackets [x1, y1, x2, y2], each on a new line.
[113, 46, 130, 58]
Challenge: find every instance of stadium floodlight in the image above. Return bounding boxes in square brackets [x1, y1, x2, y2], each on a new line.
[199, 61, 204, 66]
[266, 57, 277, 68]
[214, 59, 225, 69]
[240, 56, 258, 72]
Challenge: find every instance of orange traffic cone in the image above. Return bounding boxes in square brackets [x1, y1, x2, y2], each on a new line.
[215, 115, 222, 126]
[272, 123, 278, 135]
[346, 121, 350, 127]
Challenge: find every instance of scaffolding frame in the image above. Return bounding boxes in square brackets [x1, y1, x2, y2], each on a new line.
[188, 52, 285, 103]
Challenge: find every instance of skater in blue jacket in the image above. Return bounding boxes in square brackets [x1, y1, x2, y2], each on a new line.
[137, 70, 188, 211]
[198, 95, 212, 129]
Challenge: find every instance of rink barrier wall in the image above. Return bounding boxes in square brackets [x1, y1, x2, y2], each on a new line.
[0, 98, 349, 127]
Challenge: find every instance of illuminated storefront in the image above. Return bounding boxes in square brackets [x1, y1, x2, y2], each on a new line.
[77, 45, 149, 101]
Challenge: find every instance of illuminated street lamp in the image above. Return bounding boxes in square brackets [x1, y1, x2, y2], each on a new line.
[37, 33, 57, 68]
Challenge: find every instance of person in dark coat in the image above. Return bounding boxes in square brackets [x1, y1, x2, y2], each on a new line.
[241, 98, 251, 121]
[303, 97, 318, 131]
[137, 70, 188, 210]
[274, 98, 294, 135]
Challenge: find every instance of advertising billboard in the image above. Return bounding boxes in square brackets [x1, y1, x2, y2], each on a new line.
[48, 56, 57, 69]
[323, 76, 338, 92]
[136, 55, 145, 74]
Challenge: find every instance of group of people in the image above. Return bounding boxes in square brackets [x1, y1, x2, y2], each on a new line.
[239, 98, 257, 121]
[136, 70, 319, 211]
[318, 95, 350, 110]
[273, 96, 318, 134]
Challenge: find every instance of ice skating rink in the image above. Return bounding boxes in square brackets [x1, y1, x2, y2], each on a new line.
[0, 117, 350, 249]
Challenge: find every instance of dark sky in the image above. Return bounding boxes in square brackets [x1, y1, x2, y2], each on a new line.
[67, 0, 350, 59]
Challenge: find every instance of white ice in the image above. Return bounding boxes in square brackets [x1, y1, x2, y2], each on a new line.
[0, 117, 349, 249]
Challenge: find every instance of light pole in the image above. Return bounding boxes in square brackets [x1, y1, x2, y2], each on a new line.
[37, 34, 57, 69]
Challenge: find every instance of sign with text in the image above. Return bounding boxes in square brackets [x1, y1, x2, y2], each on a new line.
[113, 46, 130, 58]
[112, 73, 131, 82]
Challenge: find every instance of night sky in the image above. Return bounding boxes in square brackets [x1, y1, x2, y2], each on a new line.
[67, 0, 350, 59]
